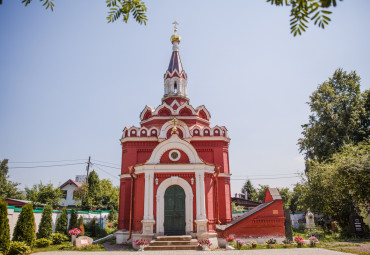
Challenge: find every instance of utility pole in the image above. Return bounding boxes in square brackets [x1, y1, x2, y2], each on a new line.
[86, 156, 91, 183]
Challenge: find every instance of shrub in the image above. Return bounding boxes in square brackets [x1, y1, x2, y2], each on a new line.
[58, 243, 73, 250]
[34, 238, 52, 248]
[12, 204, 35, 246]
[85, 217, 106, 237]
[36, 205, 53, 239]
[69, 209, 78, 230]
[77, 216, 85, 235]
[0, 200, 10, 255]
[50, 233, 68, 244]
[107, 209, 118, 222]
[55, 207, 68, 235]
[8, 242, 31, 255]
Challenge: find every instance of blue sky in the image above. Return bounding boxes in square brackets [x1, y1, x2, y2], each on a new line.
[1, 0, 369, 196]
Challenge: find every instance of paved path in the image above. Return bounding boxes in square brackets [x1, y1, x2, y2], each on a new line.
[32, 249, 354, 255]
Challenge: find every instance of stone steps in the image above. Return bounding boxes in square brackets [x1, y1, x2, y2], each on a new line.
[145, 235, 201, 251]
[156, 235, 192, 241]
[150, 240, 198, 246]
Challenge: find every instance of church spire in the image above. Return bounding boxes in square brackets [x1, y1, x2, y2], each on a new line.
[163, 22, 188, 103]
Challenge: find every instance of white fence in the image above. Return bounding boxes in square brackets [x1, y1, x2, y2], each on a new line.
[7, 206, 110, 238]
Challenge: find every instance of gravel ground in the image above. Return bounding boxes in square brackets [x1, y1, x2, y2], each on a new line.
[326, 242, 370, 254]
[32, 248, 355, 255]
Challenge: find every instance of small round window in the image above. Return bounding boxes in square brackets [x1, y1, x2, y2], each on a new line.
[169, 150, 180, 161]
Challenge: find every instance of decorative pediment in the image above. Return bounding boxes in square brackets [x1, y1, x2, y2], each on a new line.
[146, 134, 202, 164]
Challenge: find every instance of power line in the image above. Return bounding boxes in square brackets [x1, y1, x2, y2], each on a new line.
[91, 162, 121, 170]
[92, 164, 120, 180]
[8, 159, 86, 164]
[93, 159, 120, 167]
[9, 162, 86, 169]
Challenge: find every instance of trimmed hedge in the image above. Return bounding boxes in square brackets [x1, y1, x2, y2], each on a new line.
[12, 204, 35, 246]
[69, 209, 78, 230]
[36, 205, 53, 239]
[0, 200, 10, 255]
[55, 207, 68, 235]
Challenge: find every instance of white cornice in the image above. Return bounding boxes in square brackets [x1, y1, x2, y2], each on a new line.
[134, 164, 215, 173]
[120, 137, 158, 143]
[140, 116, 210, 125]
[120, 135, 230, 143]
[190, 137, 231, 142]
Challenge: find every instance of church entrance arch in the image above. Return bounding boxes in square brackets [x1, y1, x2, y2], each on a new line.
[164, 185, 185, 235]
[156, 176, 193, 235]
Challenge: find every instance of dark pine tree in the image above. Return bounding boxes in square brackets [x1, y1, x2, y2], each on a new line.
[0, 200, 10, 254]
[12, 203, 36, 246]
[55, 207, 68, 235]
[36, 204, 53, 239]
[69, 209, 78, 230]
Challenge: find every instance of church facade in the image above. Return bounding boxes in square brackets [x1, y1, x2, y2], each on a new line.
[116, 26, 232, 246]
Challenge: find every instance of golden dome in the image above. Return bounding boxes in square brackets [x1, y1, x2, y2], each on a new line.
[171, 30, 181, 44]
[170, 21, 181, 44]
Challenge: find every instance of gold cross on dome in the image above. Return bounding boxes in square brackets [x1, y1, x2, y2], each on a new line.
[172, 21, 179, 31]
[171, 118, 178, 134]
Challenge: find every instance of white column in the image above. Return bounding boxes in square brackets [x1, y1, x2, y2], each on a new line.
[148, 172, 154, 219]
[195, 171, 208, 234]
[144, 172, 150, 219]
[195, 172, 201, 218]
[142, 171, 155, 235]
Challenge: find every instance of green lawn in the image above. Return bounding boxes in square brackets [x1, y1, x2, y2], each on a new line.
[32, 242, 105, 253]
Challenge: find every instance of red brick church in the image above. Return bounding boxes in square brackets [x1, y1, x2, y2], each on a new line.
[116, 24, 285, 248]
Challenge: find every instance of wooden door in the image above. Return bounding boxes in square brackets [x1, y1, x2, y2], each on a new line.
[164, 185, 186, 235]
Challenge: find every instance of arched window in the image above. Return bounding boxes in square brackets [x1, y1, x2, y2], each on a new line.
[174, 82, 178, 94]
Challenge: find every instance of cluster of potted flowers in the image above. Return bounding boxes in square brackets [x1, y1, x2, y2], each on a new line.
[294, 236, 305, 248]
[68, 228, 82, 245]
[225, 237, 257, 250]
[198, 239, 212, 250]
[309, 236, 319, 247]
[282, 239, 293, 247]
[134, 239, 149, 251]
[266, 238, 277, 248]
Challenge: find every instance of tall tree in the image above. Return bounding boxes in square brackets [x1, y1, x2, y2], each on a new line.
[55, 207, 68, 235]
[96, 179, 119, 210]
[289, 183, 304, 213]
[255, 184, 270, 203]
[300, 142, 369, 228]
[12, 203, 36, 246]
[278, 187, 292, 210]
[298, 69, 369, 163]
[240, 179, 257, 200]
[267, 0, 342, 36]
[0, 159, 25, 200]
[36, 204, 53, 239]
[25, 183, 63, 208]
[87, 170, 100, 205]
[75, 171, 119, 211]
[0, 200, 10, 255]
[21, 0, 147, 24]
[21, 0, 347, 36]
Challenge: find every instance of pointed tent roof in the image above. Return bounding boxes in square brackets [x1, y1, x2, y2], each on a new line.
[167, 50, 184, 74]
